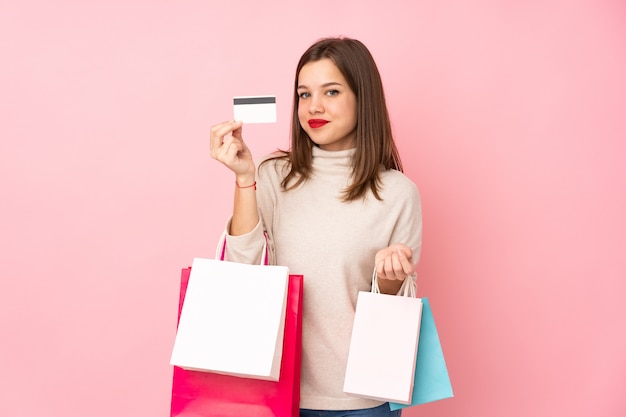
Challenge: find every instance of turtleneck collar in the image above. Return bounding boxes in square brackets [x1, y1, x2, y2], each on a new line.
[311, 146, 356, 171]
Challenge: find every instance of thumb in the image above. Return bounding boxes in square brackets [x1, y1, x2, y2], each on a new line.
[396, 245, 413, 260]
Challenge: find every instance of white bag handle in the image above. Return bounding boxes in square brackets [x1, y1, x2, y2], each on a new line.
[371, 270, 417, 298]
[215, 230, 269, 266]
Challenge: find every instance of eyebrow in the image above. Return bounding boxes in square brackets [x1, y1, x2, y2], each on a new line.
[297, 81, 343, 90]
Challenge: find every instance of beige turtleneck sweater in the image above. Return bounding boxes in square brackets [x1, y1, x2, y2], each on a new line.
[221, 146, 422, 410]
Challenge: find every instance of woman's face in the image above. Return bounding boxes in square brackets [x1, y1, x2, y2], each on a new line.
[297, 58, 357, 151]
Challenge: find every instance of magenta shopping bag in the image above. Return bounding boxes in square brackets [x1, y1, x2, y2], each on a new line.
[171, 267, 303, 417]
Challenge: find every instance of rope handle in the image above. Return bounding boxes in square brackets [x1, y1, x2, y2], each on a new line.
[371, 269, 417, 297]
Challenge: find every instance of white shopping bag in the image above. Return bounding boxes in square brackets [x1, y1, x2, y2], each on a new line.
[170, 257, 289, 381]
[343, 272, 423, 404]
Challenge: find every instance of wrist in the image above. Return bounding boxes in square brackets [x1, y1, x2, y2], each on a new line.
[235, 174, 255, 187]
[235, 175, 256, 190]
[235, 180, 256, 190]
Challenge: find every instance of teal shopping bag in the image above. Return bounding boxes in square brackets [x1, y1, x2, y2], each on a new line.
[389, 298, 453, 410]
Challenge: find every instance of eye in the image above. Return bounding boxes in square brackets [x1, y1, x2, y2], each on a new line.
[326, 89, 339, 96]
[299, 92, 310, 99]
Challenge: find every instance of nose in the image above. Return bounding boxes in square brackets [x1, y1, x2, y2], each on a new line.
[308, 94, 323, 114]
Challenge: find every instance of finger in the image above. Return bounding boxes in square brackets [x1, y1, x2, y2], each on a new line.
[217, 137, 243, 163]
[232, 122, 244, 140]
[383, 252, 406, 280]
[224, 140, 244, 161]
[212, 131, 244, 162]
[376, 259, 386, 279]
[391, 243, 412, 260]
[212, 134, 233, 160]
[209, 120, 234, 142]
[396, 250, 416, 276]
[391, 252, 405, 278]
[210, 120, 243, 148]
[383, 255, 397, 279]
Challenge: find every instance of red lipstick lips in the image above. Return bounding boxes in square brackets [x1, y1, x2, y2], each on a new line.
[308, 119, 328, 128]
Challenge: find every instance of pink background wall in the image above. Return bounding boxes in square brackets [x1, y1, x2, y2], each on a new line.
[1, 1, 625, 416]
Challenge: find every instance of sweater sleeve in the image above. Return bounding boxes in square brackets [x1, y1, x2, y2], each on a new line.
[217, 217, 267, 264]
[386, 172, 423, 265]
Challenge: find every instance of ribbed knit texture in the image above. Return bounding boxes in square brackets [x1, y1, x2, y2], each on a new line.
[223, 146, 422, 410]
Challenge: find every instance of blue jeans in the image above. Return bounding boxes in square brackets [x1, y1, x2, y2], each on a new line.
[300, 403, 402, 417]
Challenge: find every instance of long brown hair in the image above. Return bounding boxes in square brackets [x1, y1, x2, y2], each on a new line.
[267, 37, 403, 201]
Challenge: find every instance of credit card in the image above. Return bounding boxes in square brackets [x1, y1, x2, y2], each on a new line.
[233, 95, 277, 124]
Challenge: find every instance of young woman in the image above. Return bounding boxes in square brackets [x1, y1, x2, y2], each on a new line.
[209, 37, 422, 417]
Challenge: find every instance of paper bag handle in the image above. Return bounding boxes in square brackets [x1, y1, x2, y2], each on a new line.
[371, 270, 417, 298]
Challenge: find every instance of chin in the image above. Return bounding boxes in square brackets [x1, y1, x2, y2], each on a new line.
[305, 134, 322, 145]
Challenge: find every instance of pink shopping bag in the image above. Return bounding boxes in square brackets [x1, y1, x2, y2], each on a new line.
[344, 274, 423, 404]
[171, 267, 303, 417]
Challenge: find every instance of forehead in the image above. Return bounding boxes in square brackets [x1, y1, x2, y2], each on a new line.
[297, 58, 347, 86]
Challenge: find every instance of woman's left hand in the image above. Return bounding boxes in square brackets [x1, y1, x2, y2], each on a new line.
[375, 243, 415, 281]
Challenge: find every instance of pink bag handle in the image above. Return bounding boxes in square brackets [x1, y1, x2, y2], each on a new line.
[217, 230, 269, 266]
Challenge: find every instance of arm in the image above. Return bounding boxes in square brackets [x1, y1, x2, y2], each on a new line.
[374, 177, 423, 295]
[209, 120, 259, 236]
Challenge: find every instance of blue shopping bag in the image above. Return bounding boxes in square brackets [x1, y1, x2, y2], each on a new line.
[389, 298, 454, 410]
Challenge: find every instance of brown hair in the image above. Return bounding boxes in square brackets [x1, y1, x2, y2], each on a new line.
[267, 37, 403, 201]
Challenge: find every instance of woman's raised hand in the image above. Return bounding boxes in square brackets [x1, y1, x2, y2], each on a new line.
[210, 120, 255, 181]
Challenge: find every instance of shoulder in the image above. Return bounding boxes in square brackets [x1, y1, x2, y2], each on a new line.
[380, 169, 419, 192]
[379, 169, 421, 202]
[256, 151, 290, 181]
[256, 150, 287, 166]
